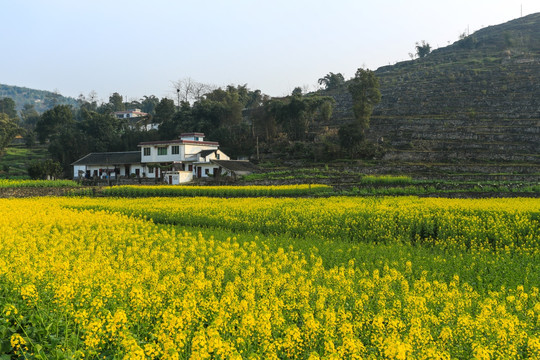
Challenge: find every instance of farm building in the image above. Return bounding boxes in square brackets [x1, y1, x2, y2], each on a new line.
[72, 133, 255, 183]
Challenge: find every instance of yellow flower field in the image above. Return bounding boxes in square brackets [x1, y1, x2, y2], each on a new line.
[0, 196, 539, 359]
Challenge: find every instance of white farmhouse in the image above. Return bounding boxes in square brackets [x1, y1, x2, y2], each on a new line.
[114, 109, 159, 131]
[71, 133, 252, 184]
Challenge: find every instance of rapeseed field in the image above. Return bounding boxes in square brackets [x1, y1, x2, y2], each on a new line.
[1, 196, 539, 359]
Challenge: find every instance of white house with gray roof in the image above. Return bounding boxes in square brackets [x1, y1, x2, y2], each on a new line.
[71, 133, 244, 183]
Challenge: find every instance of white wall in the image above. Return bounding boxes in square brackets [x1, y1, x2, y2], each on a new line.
[164, 171, 193, 184]
[141, 143, 219, 163]
[73, 164, 148, 179]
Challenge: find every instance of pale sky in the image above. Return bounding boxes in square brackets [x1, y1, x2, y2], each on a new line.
[1, 0, 539, 103]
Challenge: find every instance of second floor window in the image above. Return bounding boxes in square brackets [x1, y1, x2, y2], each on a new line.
[158, 147, 167, 156]
[172, 145, 179, 155]
[143, 147, 151, 156]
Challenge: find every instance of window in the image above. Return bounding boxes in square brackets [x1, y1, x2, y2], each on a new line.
[158, 147, 167, 156]
[172, 145, 179, 155]
[216, 153, 220, 160]
[143, 147, 151, 156]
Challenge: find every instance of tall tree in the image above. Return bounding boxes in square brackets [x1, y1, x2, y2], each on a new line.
[159, 101, 192, 139]
[154, 98, 176, 124]
[108, 92, 125, 111]
[340, 68, 381, 158]
[35, 105, 74, 143]
[0, 113, 20, 155]
[141, 95, 160, 115]
[78, 109, 122, 152]
[347, 68, 381, 133]
[20, 103, 40, 126]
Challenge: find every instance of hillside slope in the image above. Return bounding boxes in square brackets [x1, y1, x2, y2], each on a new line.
[0, 84, 77, 113]
[324, 13, 540, 177]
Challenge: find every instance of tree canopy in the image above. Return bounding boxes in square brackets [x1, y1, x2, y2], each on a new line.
[415, 40, 432, 58]
[0, 113, 20, 155]
[318, 72, 345, 90]
[0, 98, 18, 119]
[347, 68, 381, 132]
[340, 68, 382, 158]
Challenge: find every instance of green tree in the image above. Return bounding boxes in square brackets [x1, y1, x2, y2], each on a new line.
[347, 68, 381, 133]
[48, 127, 87, 177]
[318, 72, 345, 90]
[291, 87, 303, 97]
[415, 40, 431, 58]
[20, 103, 40, 127]
[204, 86, 243, 127]
[0, 113, 20, 154]
[268, 93, 334, 141]
[77, 92, 98, 112]
[27, 159, 63, 180]
[154, 98, 176, 124]
[35, 105, 74, 143]
[109, 92, 125, 112]
[159, 101, 192, 138]
[0, 97, 18, 119]
[78, 110, 122, 152]
[141, 95, 160, 115]
[338, 122, 364, 158]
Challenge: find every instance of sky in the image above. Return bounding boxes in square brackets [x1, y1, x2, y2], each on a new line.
[1, 0, 539, 103]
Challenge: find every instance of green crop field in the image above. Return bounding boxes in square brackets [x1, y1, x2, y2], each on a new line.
[0, 144, 50, 178]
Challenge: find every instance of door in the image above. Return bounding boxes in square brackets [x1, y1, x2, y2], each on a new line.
[197, 167, 202, 178]
[168, 175, 172, 184]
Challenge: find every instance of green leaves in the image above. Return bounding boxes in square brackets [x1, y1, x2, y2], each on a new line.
[347, 68, 381, 131]
[0, 113, 20, 155]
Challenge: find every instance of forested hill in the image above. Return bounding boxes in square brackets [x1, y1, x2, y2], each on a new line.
[0, 84, 77, 113]
[323, 12, 540, 174]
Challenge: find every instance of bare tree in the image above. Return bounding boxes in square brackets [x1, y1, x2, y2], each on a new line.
[172, 77, 215, 104]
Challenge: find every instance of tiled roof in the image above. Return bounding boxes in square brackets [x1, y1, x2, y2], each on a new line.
[71, 151, 141, 166]
[199, 150, 217, 158]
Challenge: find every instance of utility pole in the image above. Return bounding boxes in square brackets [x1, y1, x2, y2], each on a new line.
[176, 88, 180, 111]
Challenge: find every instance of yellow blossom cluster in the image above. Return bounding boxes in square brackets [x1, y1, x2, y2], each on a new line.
[70, 196, 540, 253]
[0, 179, 79, 188]
[100, 184, 332, 197]
[0, 196, 538, 359]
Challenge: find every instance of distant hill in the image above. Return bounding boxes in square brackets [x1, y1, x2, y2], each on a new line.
[321, 12, 540, 176]
[0, 84, 78, 113]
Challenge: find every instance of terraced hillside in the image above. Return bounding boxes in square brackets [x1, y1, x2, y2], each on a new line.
[324, 13, 540, 178]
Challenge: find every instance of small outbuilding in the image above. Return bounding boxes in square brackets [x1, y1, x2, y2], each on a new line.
[72, 151, 142, 179]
